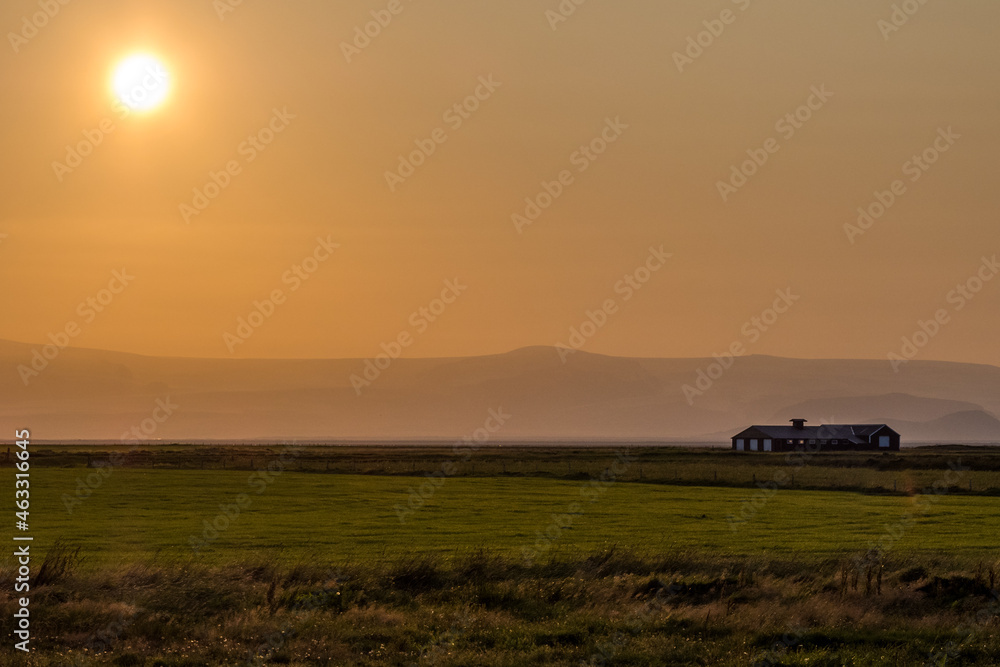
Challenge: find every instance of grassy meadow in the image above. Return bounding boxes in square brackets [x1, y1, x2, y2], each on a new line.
[0, 445, 998, 665]
[12, 468, 1000, 562]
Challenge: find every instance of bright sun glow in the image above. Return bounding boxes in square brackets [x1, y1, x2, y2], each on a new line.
[112, 54, 171, 112]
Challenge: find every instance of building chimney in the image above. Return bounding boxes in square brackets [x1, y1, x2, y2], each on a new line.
[790, 419, 807, 430]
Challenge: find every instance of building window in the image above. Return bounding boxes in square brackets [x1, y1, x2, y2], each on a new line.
[832, 439, 839, 445]
[809, 439, 816, 445]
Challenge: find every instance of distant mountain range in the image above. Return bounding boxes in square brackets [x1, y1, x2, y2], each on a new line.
[2, 340, 998, 443]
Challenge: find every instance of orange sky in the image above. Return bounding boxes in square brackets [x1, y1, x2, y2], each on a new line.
[1, 0, 998, 365]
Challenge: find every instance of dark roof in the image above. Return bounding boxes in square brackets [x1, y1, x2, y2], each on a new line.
[732, 424, 896, 443]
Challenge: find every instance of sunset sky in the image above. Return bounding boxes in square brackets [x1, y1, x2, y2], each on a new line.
[2, 0, 998, 366]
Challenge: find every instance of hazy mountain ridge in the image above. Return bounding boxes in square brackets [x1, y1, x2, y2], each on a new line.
[2, 340, 998, 442]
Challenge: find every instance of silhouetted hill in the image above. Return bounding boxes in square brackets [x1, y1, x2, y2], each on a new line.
[2, 341, 998, 442]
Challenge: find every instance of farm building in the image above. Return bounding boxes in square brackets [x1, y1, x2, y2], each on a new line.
[731, 419, 900, 453]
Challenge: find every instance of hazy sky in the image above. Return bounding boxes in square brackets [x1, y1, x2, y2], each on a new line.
[2, 0, 998, 365]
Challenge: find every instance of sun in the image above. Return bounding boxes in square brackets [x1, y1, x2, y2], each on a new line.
[112, 54, 171, 112]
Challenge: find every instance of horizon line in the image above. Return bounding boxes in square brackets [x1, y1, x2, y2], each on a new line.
[2, 337, 999, 370]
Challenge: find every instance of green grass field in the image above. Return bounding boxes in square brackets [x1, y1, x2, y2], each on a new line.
[25, 444, 1000, 501]
[18, 467, 1000, 565]
[2, 450, 998, 665]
